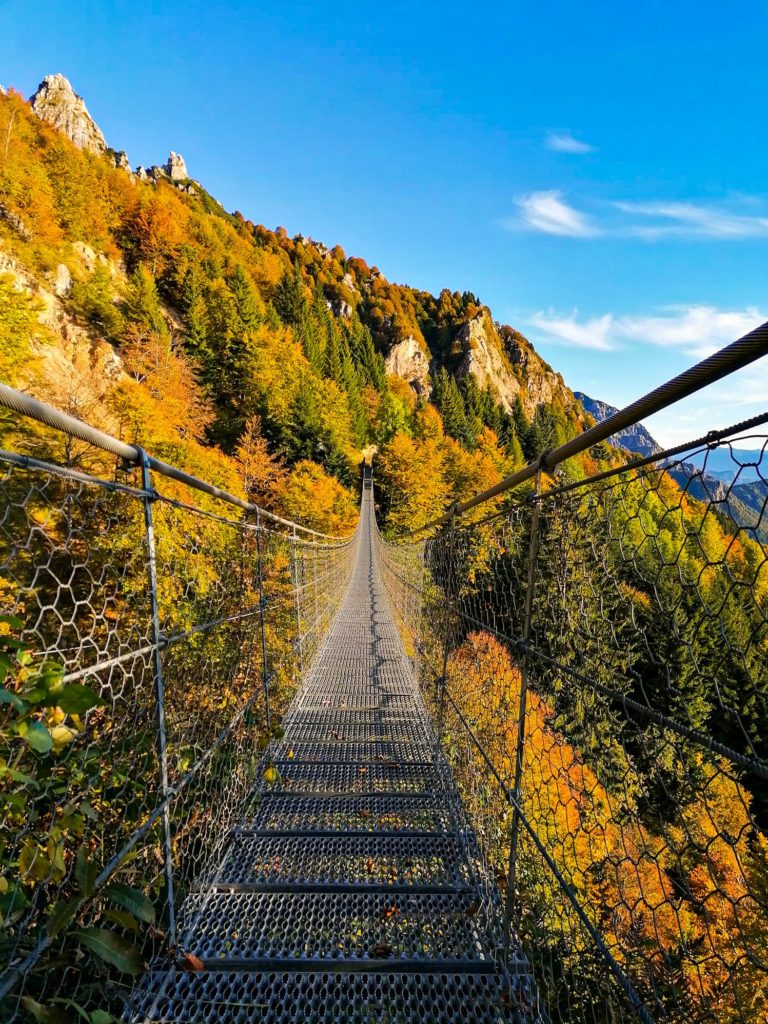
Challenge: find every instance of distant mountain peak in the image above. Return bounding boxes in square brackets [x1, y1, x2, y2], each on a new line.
[574, 391, 663, 457]
[31, 74, 108, 155]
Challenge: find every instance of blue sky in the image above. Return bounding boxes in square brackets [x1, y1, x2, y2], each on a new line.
[1, 0, 767, 446]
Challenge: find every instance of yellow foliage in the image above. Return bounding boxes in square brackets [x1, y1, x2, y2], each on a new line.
[378, 432, 450, 533]
[278, 461, 358, 536]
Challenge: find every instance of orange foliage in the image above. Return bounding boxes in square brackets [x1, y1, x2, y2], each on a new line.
[448, 631, 768, 1015]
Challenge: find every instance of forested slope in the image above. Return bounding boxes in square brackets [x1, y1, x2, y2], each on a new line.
[0, 77, 593, 533]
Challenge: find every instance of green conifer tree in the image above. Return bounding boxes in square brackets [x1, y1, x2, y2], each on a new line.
[123, 265, 168, 338]
[228, 264, 262, 331]
[274, 268, 305, 325]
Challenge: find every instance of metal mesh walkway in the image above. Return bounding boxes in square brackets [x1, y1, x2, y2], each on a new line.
[132, 483, 529, 1022]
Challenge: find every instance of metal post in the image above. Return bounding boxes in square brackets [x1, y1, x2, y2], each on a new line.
[437, 510, 457, 737]
[139, 451, 176, 946]
[255, 512, 272, 732]
[505, 465, 543, 949]
[292, 525, 305, 677]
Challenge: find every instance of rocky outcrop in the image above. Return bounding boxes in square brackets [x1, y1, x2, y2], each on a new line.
[0, 241, 125, 427]
[0, 202, 32, 241]
[450, 312, 577, 418]
[53, 264, 71, 297]
[455, 313, 520, 412]
[111, 149, 131, 172]
[384, 336, 432, 396]
[165, 151, 188, 181]
[31, 74, 107, 155]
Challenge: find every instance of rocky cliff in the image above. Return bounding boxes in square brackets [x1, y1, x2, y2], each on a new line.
[31, 74, 108, 155]
[30, 74, 191, 186]
[448, 312, 576, 418]
[384, 336, 432, 396]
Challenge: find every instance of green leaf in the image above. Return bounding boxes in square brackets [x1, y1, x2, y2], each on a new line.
[0, 613, 23, 630]
[72, 927, 144, 975]
[19, 998, 71, 1024]
[0, 883, 29, 917]
[41, 684, 105, 715]
[75, 848, 97, 897]
[20, 720, 53, 753]
[25, 663, 65, 703]
[6, 766, 37, 787]
[50, 998, 90, 1022]
[104, 882, 155, 924]
[20, 997, 51, 1022]
[0, 636, 28, 650]
[102, 907, 139, 933]
[47, 898, 79, 939]
[90, 1012, 115, 1024]
[0, 685, 28, 712]
[80, 800, 98, 821]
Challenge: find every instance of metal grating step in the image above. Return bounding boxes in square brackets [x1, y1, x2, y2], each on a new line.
[249, 794, 454, 834]
[270, 741, 436, 763]
[284, 721, 431, 743]
[178, 890, 497, 964]
[260, 762, 445, 795]
[286, 710, 429, 728]
[132, 969, 528, 1023]
[205, 833, 477, 888]
[296, 696, 419, 712]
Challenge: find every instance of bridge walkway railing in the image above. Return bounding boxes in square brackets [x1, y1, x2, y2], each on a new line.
[0, 388, 356, 1019]
[375, 322, 768, 1024]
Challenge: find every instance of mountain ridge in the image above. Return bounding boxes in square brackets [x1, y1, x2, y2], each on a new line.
[574, 391, 663, 457]
[4, 74, 587, 441]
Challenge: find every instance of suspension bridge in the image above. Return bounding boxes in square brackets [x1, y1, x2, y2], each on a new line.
[131, 478, 529, 1021]
[0, 322, 767, 1023]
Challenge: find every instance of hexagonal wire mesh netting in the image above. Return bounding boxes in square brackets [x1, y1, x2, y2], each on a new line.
[375, 426, 768, 1024]
[0, 424, 357, 1019]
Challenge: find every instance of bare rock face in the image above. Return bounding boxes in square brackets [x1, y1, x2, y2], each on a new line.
[31, 74, 107, 155]
[165, 151, 188, 180]
[455, 313, 520, 412]
[384, 336, 432, 397]
[53, 264, 71, 297]
[454, 312, 572, 417]
[0, 202, 31, 241]
[112, 150, 131, 173]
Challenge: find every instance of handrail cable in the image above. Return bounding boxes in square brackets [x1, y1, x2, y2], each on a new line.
[0, 382, 350, 541]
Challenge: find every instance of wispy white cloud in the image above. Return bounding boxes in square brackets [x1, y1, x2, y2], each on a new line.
[507, 192, 768, 240]
[529, 310, 616, 350]
[511, 190, 599, 237]
[528, 305, 767, 355]
[616, 306, 767, 357]
[614, 200, 768, 239]
[545, 132, 595, 154]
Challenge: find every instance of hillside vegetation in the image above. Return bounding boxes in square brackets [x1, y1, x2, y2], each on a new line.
[0, 81, 593, 533]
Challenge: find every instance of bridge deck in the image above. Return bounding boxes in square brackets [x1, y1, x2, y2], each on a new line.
[133, 485, 528, 1022]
